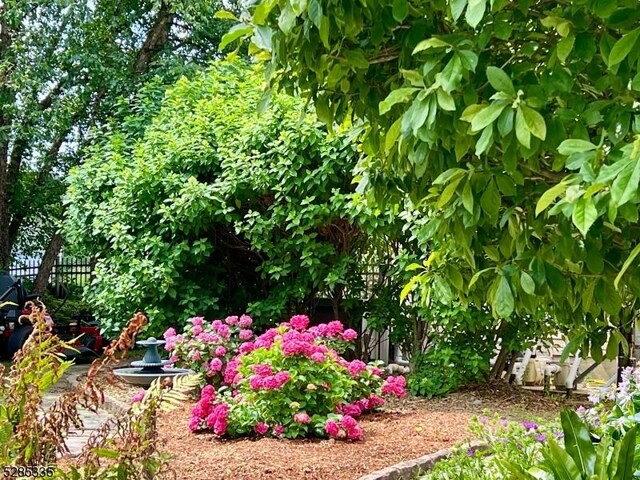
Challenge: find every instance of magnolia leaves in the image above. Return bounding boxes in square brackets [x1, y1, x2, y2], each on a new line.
[608, 27, 640, 67]
[449, 0, 488, 29]
[536, 138, 640, 240]
[462, 67, 546, 156]
[493, 275, 514, 318]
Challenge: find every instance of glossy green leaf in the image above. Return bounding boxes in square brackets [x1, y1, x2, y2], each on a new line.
[608, 27, 640, 66]
[572, 196, 598, 236]
[560, 410, 596, 477]
[470, 102, 507, 132]
[515, 107, 530, 148]
[558, 139, 597, 155]
[614, 242, 640, 289]
[392, 0, 409, 22]
[486, 66, 515, 95]
[494, 275, 514, 318]
[536, 183, 567, 216]
[379, 88, 419, 115]
[521, 106, 547, 140]
[465, 0, 486, 29]
[520, 271, 535, 295]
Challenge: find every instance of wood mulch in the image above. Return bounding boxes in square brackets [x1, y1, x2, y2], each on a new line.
[154, 381, 575, 480]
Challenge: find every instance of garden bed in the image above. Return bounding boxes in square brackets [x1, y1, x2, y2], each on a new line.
[154, 383, 573, 480]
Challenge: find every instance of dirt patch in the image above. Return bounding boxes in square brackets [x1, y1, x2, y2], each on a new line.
[156, 382, 573, 480]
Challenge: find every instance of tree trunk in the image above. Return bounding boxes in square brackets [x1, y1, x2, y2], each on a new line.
[489, 345, 509, 380]
[33, 233, 63, 296]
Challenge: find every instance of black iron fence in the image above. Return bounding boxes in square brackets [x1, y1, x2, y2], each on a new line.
[9, 256, 94, 287]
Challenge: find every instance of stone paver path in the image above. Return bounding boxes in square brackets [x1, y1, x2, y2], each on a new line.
[41, 364, 112, 456]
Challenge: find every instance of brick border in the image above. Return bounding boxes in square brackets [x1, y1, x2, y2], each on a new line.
[356, 441, 487, 480]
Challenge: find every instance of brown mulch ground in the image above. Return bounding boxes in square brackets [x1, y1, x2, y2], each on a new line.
[154, 382, 578, 480]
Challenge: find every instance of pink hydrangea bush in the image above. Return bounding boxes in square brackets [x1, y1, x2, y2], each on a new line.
[163, 314, 254, 386]
[188, 315, 406, 440]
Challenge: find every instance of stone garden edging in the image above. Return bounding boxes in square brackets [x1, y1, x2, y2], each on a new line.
[356, 441, 487, 480]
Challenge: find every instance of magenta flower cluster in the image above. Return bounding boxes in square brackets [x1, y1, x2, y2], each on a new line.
[186, 314, 407, 441]
[163, 314, 255, 385]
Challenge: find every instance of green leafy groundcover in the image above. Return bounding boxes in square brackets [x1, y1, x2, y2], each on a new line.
[422, 367, 640, 479]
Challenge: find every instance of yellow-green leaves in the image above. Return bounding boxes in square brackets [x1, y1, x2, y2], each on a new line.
[520, 106, 546, 141]
[520, 271, 535, 295]
[465, 0, 486, 29]
[471, 101, 508, 132]
[493, 275, 514, 318]
[572, 196, 598, 237]
[610, 157, 640, 208]
[558, 139, 597, 155]
[615, 243, 640, 289]
[469, 102, 508, 132]
[219, 24, 253, 51]
[536, 183, 568, 216]
[608, 27, 640, 67]
[412, 37, 450, 54]
[486, 66, 515, 96]
[379, 88, 419, 115]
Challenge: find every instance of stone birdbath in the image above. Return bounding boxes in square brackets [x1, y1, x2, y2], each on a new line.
[113, 337, 192, 387]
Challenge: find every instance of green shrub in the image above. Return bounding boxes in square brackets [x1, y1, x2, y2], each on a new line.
[64, 60, 402, 337]
[408, 303, 495, 397]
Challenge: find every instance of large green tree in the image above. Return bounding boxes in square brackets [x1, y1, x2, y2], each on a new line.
[221, 0, 640, 361]
[0, 0, 231, 281]
[64, 61, 404, 337]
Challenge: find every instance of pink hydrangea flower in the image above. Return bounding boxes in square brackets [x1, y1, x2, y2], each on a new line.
[163, 327, 176, 339]
[238, 314, 253, 328]
[254, 422, 269, 435]
[275, 371, 291, 385]
[341, 415, 357, 430]
[201, 385, 215, 399]
[191, 350, 202, 361]
[342, 329, 358, 341]
[340, 403, 363, 417]
[346, 424, 363, 440]
[225, 315, 239, 326]
[239, 342, 256, 354]
[382, 376, 407, 397]
[325, 420, 340, 437]
[192, 324, 203, 335]
[289, 314, 310, 330]
[263, 375, 282, 389]
[216, 324, 230, 339]
[239, 329, 253, 340]
[191, 316, 204, 326]
[215, 346, 227, 356]
[252, 364, 273, 376]
[249, 375, 264, 390]
[188, 416, 201, 432]
[169, 355, 179, 363]
[274, 424, 284, 436]
[348, 360, 367, 377]
[131, 390, 145, 403]
[293, 412, 311, 424]
[224, 359, 241, 384]
[326, 320, 344, 336]
[365, 394, 385, 410]
[209, 358, 223, 372]
[310, 352, 325, 363]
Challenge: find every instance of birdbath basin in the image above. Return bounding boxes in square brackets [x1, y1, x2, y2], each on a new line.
[113, 336, 192, 387]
